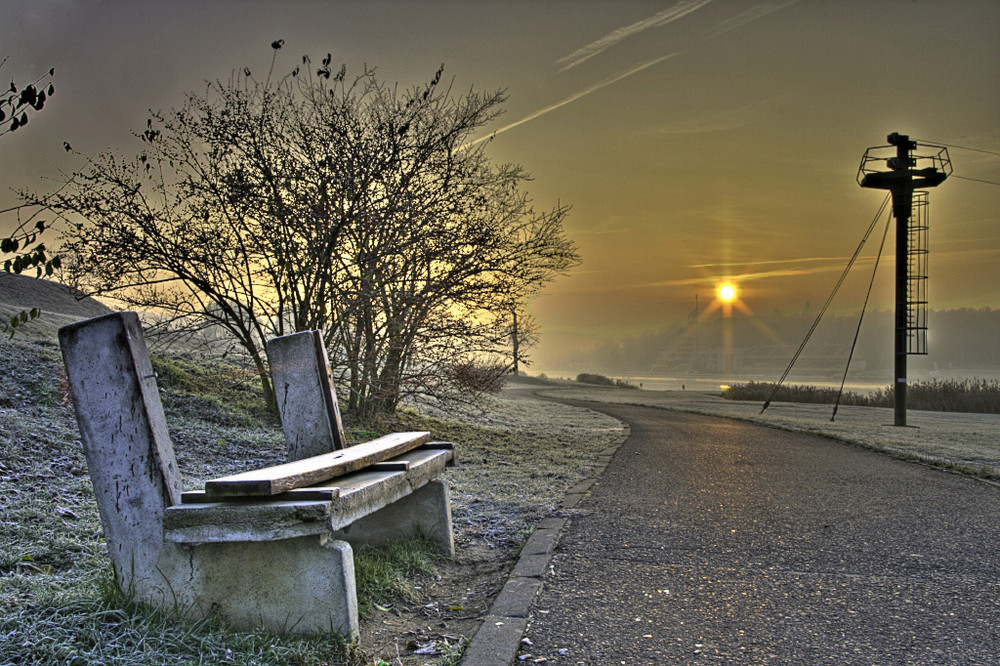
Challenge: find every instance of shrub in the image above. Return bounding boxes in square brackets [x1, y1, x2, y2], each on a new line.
[575, 373, 615, 386]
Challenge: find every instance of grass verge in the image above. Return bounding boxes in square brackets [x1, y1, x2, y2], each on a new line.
[2, 335, 625, 664]
[1, 565, 351, 665]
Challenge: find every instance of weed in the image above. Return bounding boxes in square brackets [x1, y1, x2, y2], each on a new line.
[354, 534, 444, 617]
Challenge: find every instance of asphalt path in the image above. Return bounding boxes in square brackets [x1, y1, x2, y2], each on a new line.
[519, 400, 1000, 665]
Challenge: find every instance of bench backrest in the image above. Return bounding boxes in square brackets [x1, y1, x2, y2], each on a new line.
[267, 330, 347, 460]
[59, 312, 182, 586]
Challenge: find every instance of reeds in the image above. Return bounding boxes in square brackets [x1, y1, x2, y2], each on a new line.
[723, 378, 1000, 414]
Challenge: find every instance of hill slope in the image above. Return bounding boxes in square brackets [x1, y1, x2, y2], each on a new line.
[0, 272, 112, 338]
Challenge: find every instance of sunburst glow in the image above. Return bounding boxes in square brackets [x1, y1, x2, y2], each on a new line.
[717, 282, 738, 302]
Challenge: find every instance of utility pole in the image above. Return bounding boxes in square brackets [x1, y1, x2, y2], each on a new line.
[858, 132, 950, 426]
[691, 294, 699, 374]
[511, 308, 520, 375]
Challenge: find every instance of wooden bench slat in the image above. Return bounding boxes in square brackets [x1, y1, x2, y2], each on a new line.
[204, 431, 430, 497]
[316, 449, 453, 531]
[180, 486, 340, 504]
[165, 449, 453, 541]
[367, 460, 411, 471]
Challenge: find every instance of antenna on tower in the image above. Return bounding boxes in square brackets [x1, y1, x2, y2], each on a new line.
[857, 132, 951, 426]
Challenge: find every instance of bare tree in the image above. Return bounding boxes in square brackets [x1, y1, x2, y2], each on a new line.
[35, 45, 579, 416]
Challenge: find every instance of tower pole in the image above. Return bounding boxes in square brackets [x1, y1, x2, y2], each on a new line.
[858, 131, 948, 427]
[891, 137, 914, 427]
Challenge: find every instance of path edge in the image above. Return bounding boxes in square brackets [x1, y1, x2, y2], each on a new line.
[459, 422, 631, 665]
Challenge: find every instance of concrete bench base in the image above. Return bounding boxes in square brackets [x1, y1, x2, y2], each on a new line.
[59, 312, 456, 640]
[332, 478, 453, 553]
[149, 536, 357, 636]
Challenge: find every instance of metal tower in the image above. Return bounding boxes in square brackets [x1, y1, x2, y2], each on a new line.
[857, 132, 951, 426]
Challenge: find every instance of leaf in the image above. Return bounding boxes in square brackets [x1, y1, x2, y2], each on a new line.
[35, 220, 46, 231]
[271, 39, 284, 50]
[19, 84, 36, 106]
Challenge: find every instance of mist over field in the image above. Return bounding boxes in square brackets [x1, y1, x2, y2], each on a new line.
[546, 307, 1000, 384]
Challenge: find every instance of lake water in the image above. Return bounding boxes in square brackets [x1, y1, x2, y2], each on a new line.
[537, 369, 1000, 394]
[536, 371, 925, 394]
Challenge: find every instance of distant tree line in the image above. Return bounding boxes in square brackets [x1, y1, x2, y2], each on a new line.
[29, 44, 579, 416]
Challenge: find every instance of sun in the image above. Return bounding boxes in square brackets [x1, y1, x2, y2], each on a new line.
[717, 282, 738, 303]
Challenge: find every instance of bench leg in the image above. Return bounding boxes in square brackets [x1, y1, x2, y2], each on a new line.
[145, 536, 358, 638]
[332, 480, 455, 558]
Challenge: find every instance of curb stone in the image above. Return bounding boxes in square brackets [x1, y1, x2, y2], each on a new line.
[459, 424, 631, 665]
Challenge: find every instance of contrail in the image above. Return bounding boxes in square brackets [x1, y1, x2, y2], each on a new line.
[556, 0, 714, 72]
[469, 0, 797, 146]
[468, 54, 677, 147]
[705, 0, 799, 38]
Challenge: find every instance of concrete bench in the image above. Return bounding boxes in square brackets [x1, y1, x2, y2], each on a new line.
[58, 312, 455, 639]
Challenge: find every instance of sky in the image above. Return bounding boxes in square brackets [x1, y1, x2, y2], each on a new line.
[2, 0, 998, 373]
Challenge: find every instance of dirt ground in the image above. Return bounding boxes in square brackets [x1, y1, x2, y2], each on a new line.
[355, 545, 509, 663]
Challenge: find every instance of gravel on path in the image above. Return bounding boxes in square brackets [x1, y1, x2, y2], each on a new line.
[529, 384, 1000, 480]
[519, 403, 1000, 665]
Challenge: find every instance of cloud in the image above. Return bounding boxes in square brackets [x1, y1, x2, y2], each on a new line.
[556, 0, 714, 72]
[469, 54, 677, 146]
[689, 255, 853, 269]
[644, 96, 787, 137]
[640, 264, 845, 289]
